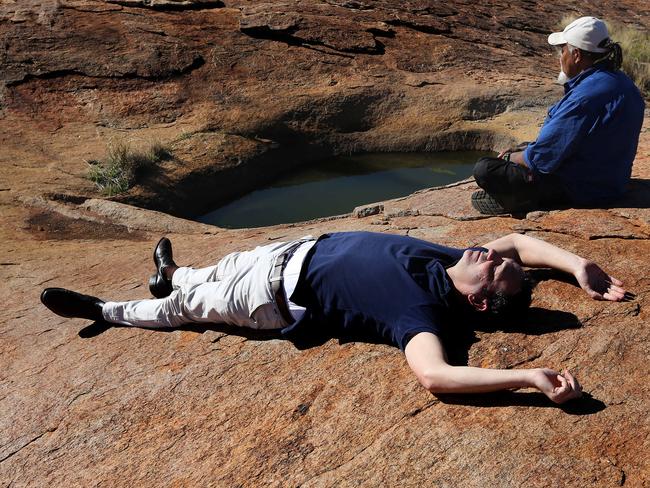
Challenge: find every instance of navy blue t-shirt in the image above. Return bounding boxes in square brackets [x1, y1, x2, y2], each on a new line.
[284, 231, 467, 351]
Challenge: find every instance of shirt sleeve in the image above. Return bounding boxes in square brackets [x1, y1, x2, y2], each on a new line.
[395, 305, 444, 351]
[524, 97, 598, 174]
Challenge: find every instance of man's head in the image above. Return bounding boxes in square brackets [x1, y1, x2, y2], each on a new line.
[447, 249, 532, 317]
[547, 17, 622, 82]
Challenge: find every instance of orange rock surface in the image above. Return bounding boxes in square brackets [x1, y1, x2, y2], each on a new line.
[1, 1, 649, 486]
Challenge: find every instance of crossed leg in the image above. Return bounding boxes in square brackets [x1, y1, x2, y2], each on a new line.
[102, 241, 298, 330]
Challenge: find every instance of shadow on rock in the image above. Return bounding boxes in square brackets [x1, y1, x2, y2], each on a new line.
[464, 306, 583, 335]
[78, 306, 584, 359]
[441, 307, 582, 366]
[528, 267, 578, 286]
[609, 178, 650, 209]
[493, 307, 582, 335]
[79, 321, 113, 338]
[569, 178, 650, 210]
[436, 391, 606, 414]
[78, 320, 286, 341]
[78, 318, 408, 351]
[507, 178, 650, 219]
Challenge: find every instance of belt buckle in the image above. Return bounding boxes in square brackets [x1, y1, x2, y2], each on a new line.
[270, 258, 284, 283]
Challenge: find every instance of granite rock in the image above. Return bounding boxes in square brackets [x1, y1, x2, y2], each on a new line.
[1, 1, 649, 486]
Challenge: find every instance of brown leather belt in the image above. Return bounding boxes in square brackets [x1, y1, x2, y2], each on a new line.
[270, 241, 309, 325]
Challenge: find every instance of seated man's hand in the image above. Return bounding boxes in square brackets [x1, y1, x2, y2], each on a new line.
[530, 368, 582, 404]
[575, 259, 626, 301]
[497, 142, 531, 159]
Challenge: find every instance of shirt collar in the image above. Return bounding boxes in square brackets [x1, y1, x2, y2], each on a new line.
[563, 66, 600, 94]
[426, 261, 454, 308]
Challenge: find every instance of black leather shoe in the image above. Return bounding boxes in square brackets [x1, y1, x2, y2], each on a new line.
[40, 288, 105, 322]
[148, 237, 176, 298]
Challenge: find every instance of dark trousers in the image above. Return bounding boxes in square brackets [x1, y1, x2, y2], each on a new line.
[473, 157, 570, 212]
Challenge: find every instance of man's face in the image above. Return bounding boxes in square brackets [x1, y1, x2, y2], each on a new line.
[455, 248, 523, 298]
[556, 44, 580, 79]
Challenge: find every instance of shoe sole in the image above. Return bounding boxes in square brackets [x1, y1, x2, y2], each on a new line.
[471, 190, 507, 215]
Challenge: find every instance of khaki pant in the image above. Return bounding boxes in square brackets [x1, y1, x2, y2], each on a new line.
[102, 240, 309, 330]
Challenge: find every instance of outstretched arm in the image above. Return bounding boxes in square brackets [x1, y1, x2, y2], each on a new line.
[405, 332, 582, 404]
[483, 233, 626, 301]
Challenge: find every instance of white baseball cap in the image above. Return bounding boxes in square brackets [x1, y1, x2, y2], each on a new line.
[548, 16, 610, 53]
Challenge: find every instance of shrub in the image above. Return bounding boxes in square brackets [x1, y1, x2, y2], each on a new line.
[88, 139, 173, 196]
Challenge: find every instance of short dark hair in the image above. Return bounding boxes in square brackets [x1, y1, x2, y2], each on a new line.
[487, 272, 533, 318]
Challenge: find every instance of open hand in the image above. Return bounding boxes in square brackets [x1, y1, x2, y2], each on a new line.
[575, 259, 626, 301]
[531, 368, 582, 404]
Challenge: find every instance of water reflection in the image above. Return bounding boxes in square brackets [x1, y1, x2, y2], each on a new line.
[198, 151, 490, 228]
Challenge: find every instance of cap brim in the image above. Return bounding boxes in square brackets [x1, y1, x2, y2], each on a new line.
[547, 32, 566, 46]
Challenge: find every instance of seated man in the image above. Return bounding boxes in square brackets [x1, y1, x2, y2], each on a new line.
[41, 231, 626, 404]
[472, 16, 645, 215]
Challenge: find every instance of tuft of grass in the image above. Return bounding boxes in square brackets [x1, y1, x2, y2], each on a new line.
[87, 139, 173, 196]
[557, 15, 650, 97]
[175, 130, 195, 142]
[147, 140, 174, 163]
[608, 23, 650, 97]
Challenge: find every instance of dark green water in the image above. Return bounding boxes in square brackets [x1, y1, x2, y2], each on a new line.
[198, 151, 490, 228]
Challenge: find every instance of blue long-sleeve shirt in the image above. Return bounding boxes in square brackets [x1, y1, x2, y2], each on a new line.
[524, 67, 645, 204]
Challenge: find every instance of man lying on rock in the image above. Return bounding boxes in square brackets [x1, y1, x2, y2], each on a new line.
[41, 231, 626, 404]
[471, 16, 645, 215]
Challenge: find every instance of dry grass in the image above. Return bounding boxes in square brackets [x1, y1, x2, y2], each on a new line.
[558, 15, 650, 97]
[87, 139, 173, 196]
[608, 22, 650, 96]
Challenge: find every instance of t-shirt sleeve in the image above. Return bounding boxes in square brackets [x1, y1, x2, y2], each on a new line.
[524, 98, 598, 174]
[394, 305, 444, 351]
